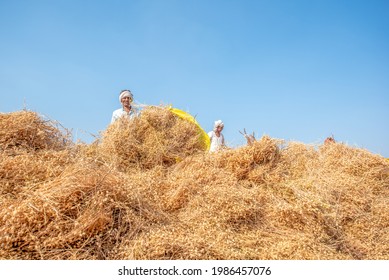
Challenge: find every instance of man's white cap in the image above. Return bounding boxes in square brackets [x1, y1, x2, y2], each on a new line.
[214, 120, 224, 130]
[119, 90, 133, 102]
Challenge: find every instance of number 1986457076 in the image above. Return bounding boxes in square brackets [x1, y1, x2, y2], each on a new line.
[211, 266, 271, 276]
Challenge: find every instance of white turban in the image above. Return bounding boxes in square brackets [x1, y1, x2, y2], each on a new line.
[119, 90, 133, 102]
[214, 120, 224, 130]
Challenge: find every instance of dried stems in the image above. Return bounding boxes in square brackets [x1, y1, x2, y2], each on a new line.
[0, 109, 388, 260]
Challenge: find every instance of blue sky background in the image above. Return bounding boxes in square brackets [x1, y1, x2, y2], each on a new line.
[1, 0, 388, 157]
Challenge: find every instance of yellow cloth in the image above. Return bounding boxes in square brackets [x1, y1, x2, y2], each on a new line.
[169, 107, 211, 151]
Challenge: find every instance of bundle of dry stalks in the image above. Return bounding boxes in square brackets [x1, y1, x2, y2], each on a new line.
[0, 162, 167, 260]
[214, 135, 282, 182]
[314, 143, 389, 259]
[0, 110, 74, 197]
[0, 150, 74, 196]
[99, 106, 208, 171]
[1, 109, 388, 260]
[117, 140, 389, 260]
[0, 111, 70, 152]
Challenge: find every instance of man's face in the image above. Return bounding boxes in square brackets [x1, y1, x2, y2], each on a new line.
[216, 126, 223, 132]
[121, 96, 132, 107]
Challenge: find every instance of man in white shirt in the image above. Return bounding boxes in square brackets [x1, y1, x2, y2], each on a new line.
[208, 120, 225, 152]
[111, 89, 138, 124]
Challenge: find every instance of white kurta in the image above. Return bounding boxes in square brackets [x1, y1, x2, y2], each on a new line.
[208, 131, 224, 152]
[111, 108, 137, 124]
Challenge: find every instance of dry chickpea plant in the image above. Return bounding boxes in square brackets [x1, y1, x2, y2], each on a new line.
[0, 108, 388, 260]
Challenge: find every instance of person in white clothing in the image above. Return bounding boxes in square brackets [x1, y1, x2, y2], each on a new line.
[208, 120, 225, 152]
[111, 89, 138, 124]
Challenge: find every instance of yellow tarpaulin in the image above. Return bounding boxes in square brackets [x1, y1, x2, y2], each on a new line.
[169, 107, 210, 151]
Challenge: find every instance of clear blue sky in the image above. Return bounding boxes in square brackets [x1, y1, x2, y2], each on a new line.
[1, 0, 388, 157]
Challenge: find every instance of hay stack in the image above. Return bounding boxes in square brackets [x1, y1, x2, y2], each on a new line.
[0, 111, 74, 196]
[1, 109, 388, 260]
[0, 163, 166, 260]
[315, 143, 389, 259]
[99, 106, 208, 171]
[116, 140, 389, 260]
[0, 150, 74, 196]
[214, 135, 281, 182]
[0, 111, 70, 152]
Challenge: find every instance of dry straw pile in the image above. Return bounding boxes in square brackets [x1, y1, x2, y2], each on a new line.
[0, 111, 70, 152]
[99, 106, 208, 171]
[0, 108, 388, 260]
